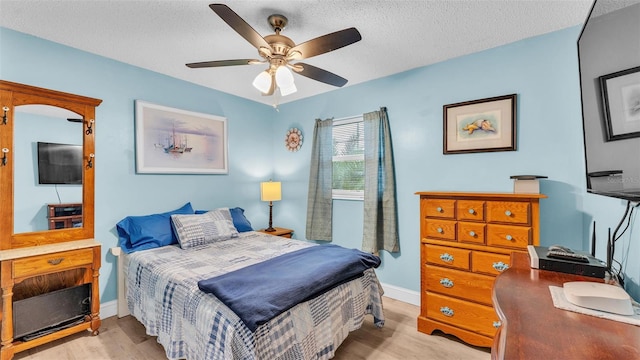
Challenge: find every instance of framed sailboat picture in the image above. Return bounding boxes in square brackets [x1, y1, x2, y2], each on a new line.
[135, 100, 228, 174]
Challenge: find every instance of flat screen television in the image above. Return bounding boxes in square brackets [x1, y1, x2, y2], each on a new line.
[37, 142, 83, 185]
[578, 0, 640, 202]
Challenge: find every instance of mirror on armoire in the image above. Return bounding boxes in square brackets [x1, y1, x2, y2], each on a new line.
[13, 105, 84, 234]
[0, 80, 101, 249]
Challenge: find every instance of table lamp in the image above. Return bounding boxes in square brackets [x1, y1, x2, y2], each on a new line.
[260, 180, 281, 232]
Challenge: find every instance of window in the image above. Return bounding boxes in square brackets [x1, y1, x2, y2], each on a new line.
[332, 116, 364, 200]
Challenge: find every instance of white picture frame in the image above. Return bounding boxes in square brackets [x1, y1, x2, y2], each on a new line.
[135, 100, 228, 174]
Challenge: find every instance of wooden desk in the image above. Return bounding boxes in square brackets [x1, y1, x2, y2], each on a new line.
[492, 252, 640, 360]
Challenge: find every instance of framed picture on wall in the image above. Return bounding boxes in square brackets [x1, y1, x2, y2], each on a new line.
[600, 66, 640, 141]
[135, 100, 228, 174]
[443, 94, 517, 154]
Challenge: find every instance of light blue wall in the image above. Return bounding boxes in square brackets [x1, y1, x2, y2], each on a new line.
[1, 28, 277, 303]
[1, 24, 638, 303]
[273, 26, 640, 300]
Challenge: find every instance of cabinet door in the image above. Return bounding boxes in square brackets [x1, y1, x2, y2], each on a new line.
[472, 251, 512, 276]
[424, 265, 494, 305]
[425, 219, 457, 240]
[487, 224, 531, 249]
[458, 222, 485, 244]
[423, 199, 456, 219]
[425, 292, 500, 338]
[487, 201, 531, 225]
[424, 244, 470, 270]
[457, 200, 485, 221]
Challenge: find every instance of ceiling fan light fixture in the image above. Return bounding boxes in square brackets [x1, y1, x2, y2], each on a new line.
[252, 70, 272, 93]
[275, 65, 295, 87]
[279, 83, 297, 96]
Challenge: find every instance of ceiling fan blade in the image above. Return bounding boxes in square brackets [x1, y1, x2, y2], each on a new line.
[288, 28, 362, 60]
[295, 63, 348, 87]
[186, 59, 260, 68]
[209, 4, 271, 50]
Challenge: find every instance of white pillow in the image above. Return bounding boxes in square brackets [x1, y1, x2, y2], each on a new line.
[171, 211, 238, 249]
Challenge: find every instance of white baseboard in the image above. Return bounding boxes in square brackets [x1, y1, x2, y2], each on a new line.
[100, 299, 118, 319]
[380, 282, 420, 306]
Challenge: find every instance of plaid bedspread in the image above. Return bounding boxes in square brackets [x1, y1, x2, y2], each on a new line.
[125, 231, 385, 360]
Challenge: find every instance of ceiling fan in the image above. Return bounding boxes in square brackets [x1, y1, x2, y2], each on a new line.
[186, 4, 362, 96]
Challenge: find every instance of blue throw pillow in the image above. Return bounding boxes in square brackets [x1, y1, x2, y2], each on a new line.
[229, 207, 254, 232]
[116, 202, 194, 254]
[195, 207, 254, 232]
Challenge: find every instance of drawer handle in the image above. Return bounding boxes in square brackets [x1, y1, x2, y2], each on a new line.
[493, 321, 502, 328]
[493, 262, 509, 272]
[440, 306, 454, 317]
[505, 210, 512, 216]
[440, 253, 454, 262]
[468, 208, 475, 214]
[436, 206, 443, 212]
[439, 278, 454, 288]
[47, 258, 64, 265]
[505, 235, 513, 241]
[437, 227, 443, 233]
[469, 230, 476, 237]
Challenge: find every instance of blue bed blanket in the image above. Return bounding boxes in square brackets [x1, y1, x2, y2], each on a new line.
[197, 244, 381, 332]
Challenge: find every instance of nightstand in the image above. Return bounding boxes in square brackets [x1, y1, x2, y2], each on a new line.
[257, 227, 294, 238]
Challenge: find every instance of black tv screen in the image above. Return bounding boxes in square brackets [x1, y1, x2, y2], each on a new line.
[578, 0, 640, 202]
[37, 142, 83, 185]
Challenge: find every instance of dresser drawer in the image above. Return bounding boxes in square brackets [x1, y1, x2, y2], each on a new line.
[424, 244, 470, 270]
[487, 224, 531, 249]
[456, 200, 485, 221]
[425, 291, 500, 338]
[13, 249, 94, 279]
[423, 199, 456, 219]
[471, 251, 512, 276]
[425, 219, 457, 240]
[487, 201, 531, 225]
[424, 265, 494, 305]
[458, 222, 485, 244]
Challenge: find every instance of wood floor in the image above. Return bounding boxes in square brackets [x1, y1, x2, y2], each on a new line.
[13, 297, 491, 360]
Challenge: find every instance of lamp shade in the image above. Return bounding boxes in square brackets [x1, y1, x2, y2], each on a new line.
[252, 70, 272, 93]
[260, 181, 282, 202]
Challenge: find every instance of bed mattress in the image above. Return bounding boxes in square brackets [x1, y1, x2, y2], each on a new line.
[124, 231, 385, 360]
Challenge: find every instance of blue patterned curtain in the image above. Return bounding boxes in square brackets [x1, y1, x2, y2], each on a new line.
[362, 107, 399, 254]
[305, 118, 333, 241]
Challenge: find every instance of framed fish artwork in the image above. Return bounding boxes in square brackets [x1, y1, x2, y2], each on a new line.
[135, 100, 228, 174]
[443, 94, 517, 154]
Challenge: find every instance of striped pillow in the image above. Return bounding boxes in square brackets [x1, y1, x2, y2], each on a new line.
[171, 210, 238, 249]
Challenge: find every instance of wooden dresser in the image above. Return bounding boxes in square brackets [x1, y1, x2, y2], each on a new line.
[416, 191, 546, 347]
[0, 80, 102, 360]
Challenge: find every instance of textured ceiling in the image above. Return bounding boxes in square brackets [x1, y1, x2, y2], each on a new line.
[0, 0, 596, 105]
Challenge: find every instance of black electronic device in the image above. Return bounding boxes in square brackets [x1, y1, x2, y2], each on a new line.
[37, 141, 83, 185]
[528, 245, 607, 279]
[578, 0, 640, 202]
[53, 205, 82, 217]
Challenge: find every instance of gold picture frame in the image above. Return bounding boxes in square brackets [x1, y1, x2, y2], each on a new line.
[443, 94, 517, 154]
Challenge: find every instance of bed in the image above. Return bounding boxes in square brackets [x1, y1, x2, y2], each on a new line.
[111, 204, 385, 360]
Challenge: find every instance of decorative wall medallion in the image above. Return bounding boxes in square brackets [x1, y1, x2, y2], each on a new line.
[285, 128, 303, 152]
